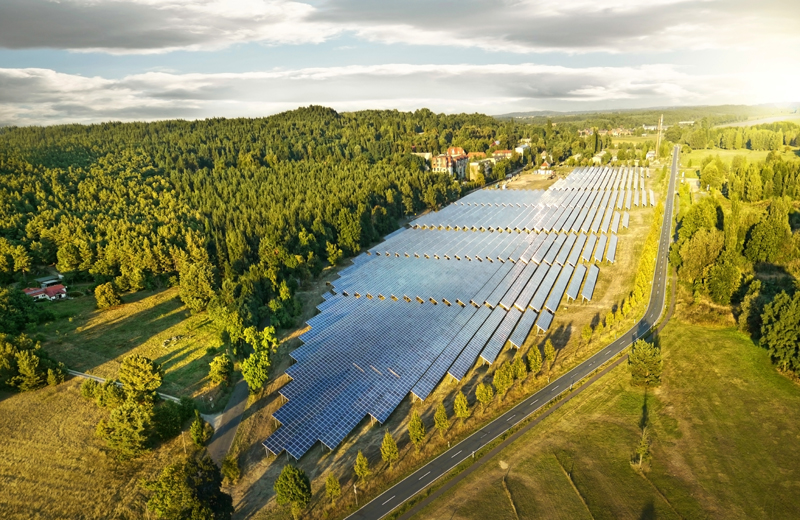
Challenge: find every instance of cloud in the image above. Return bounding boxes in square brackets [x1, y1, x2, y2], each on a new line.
[0, 63, 760, 126]
[1, 0, 798, 55]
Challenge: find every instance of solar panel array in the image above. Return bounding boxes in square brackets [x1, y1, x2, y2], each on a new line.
[264, 166, 647, 459]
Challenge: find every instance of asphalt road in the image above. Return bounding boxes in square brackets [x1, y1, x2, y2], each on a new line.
[347, 149, 679, 520]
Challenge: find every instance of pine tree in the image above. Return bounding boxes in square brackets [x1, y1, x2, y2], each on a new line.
[354, 450, 371, 481]
[380, 430, 399, 469]
[453, 390, 471, 424]
[628, 340, 663, 387]
[434, 402, 450, 439]
[95, 282, 121, 309]
[325, 473, 341, 504]
[241, 350, 270, 393]
[527, 346, 542, 375]
[96, 399, 152, 460]
[190, 409, 213, 446]
[118, 353, 163, 403]
[145, 454, 233, 520]
[512, 355, 527, 383]
[209, 353, 233, 387]
[274, 464, 312, 520]
[408, 410, 426, 453]
[475, 382, 494, 413]
[544, 339, 556, 366]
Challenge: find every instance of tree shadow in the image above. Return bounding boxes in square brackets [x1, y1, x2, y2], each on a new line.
[38, 290, 195, 381]
[549, 322, 573, 351]
[639, 499, 657, 520]
[640, 389, 649, 431]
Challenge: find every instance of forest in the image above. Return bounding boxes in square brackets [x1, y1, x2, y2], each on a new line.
[669, 146, 800, 377]
[0, 106, 588, 360]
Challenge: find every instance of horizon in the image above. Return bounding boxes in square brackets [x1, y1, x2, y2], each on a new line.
[1, 0, 800, 126]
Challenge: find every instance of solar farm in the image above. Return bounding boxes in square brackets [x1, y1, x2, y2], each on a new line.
[264, 166, 654, 459]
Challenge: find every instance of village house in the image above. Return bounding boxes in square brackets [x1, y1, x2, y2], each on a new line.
[468, 159, 493, 181]
[23, 284, 67, 301]
[492, 149, 513, 160]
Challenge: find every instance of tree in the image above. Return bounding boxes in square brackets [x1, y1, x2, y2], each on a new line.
[512, 355, 527, 383]
[492, 362, 514, 398]
[325, 473, 341, 504]
[634, 427, 650, 470]
[94, 282, 121, 309]
[380, 430, 399, 469]
[144, 454, 233, 520]
[208, 354, 233, 387]
[96, 399, 152, 460]
[408, 410, 426, 453]
[434, 402, 450, 439]
[628, 340, 662, 388]
[354, 450, 371, 481]
[221, 455, 241, 485]
[190, 410, 214, 446]
[706, 250, 741, 305]
[179, 259, 216, 313]
[241, 350, 270, 393]
[274, 464, 312, 520]
[527, 345, 542, 375]
[118, 353, 163, 403]
[10, 349, 46, 391]
[453, 390, 471, 424]
[679, 228, 724, 283]
[738, 280, 762, 335]
[544, 339, 556, 366]
[760, 291, 800, 374]
[475, 382, 494, 413]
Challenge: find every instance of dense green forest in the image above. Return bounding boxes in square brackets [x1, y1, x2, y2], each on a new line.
[0, 106, 588, 348]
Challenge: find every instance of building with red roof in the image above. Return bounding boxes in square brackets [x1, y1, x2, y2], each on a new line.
[23, 284, 67, 301]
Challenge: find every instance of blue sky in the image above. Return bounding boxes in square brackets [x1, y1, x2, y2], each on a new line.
[1, 0, 798, 126]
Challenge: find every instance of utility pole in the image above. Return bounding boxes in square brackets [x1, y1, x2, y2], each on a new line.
[655, 114, 664, 158]
[354, 484, 358, 507]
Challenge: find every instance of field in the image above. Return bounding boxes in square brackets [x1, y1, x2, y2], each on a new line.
[222, 169, 665, 520]
[0, 378, 187, 520]
[411, 316, 800, 520]
[682, 147, 799, 169]
[36, 287, 225, 404]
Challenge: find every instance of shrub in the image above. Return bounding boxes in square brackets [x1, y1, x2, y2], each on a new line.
[94, 282, 122, 309]
[80, 378, 99, 399]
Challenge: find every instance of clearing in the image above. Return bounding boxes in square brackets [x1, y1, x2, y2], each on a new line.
[411, 317, 800, 520]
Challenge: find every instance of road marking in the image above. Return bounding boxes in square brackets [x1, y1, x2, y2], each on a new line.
[552, 385, 559, 391]
[480, 432, 487, 438]
[506, 414, 516, 422]
[382, 495, 396, 505]
[451, 450, 462, 458]
[418, 471, 430, 480]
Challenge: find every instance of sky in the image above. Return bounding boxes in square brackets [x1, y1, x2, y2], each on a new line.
[1, 0, 799, 126]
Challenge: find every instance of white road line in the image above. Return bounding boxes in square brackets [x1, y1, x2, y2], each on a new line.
[506, 414, 516, 422]
[382, 495, 396, 505]
[552, 385, 559, 391]
[451, 450, 463, 458]
[418, 471, 430, 480]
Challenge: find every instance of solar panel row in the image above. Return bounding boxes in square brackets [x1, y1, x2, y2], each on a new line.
[264, 166, 633, 459]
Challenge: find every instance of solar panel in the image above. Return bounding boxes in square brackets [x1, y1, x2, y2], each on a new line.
[606, 235, 618, 263]
[622, 211, 630, 228]
[263, 166, 624, 459]
[565, 264, 587, 301]
[529, 263, 560, 312]
[535, 310, 554, 332]
[610, 211, 621, 234]
[593, 235, 607, 263]
[581, 264, 600, 301]
[581, 234, 597, 262]
[625, 191, 632, 210]
[479, 308, 523, 364]
[545, 264, 574, 313]
[508, 308, 538, 348]
[649, 189, 655, 206]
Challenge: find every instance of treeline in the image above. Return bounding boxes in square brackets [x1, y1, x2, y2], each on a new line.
[670, 158, 800, 375]
[668, 121, 800, 152]
[0, 106, 588, 356]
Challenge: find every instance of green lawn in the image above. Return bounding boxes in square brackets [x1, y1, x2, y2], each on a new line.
[413, 320, 800, 520]
[681, 147, 799, 168]
[36, 287, 223, 398]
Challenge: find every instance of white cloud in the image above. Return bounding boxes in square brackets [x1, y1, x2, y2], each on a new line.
[1, 0, 799, 55]
[0, 63, 770, 126]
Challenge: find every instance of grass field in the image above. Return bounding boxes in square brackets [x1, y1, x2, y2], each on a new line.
[681, 147, 799, 169]
[0, 378, 186, 520]
[37, 287, 224, 401]
[412, 318, 800, 520]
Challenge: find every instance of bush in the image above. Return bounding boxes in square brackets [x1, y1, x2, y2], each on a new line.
[94, 282, 122, 309]
[153, 401, 184, 441]
[81, 378, 99, 399]
[190, 410, 214, 446]
[95, 380, 126, 408]
[221, 454, 241, 484]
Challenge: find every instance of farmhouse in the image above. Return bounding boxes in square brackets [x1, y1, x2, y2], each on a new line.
[23, 284, 67, 301]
